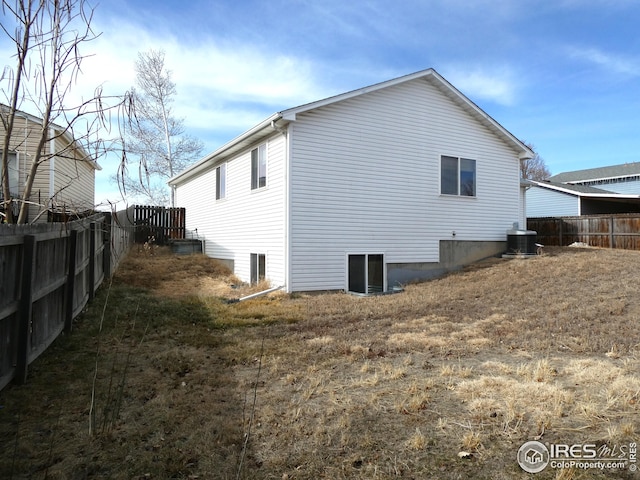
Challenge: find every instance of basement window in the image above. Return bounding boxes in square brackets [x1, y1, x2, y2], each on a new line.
[441, 155, 476, 197]
[348, 254, 384, 295]
[250, 253, 266, 284]
[251, 144, 267, 190]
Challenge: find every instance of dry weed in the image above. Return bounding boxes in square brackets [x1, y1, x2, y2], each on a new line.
[4, 246, 640, 479]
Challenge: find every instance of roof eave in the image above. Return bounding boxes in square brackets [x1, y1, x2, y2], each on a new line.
[281, 68, 533, 158]
[529, 180, 640, 198]
[171, 68, 533, 186]
[169, 113, 283, 185]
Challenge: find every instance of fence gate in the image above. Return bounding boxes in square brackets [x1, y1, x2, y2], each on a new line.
[131, 205, 185, 245]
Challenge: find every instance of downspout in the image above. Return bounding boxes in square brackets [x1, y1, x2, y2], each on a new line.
[233, 285, 284, 303]
[271, 117, 291, 293]
[49, 127, 55, 210]
[284, 123, 291, 294]
[22, 113, 27, 196]
[238, 285, 284, 302]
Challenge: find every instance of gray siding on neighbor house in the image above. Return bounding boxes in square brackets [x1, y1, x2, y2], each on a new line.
[51, 135, 96, 212]
[527, 185, 580, 217]
[587, 178, 640, 195]
[288, 77, 522, 291]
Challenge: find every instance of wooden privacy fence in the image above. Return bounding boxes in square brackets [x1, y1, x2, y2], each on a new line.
[528, 214, 640, 250]
[0, 210, 134, 391]
[130, 205, 185, 245]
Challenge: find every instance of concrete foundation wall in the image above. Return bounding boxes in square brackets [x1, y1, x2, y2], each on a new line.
[213, 258, 234, 272]
[387, 240, 506, 287]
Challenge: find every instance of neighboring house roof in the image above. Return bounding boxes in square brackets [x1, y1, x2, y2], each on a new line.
[1, 104, 100, 170]
[548, 162, 640, 183]
[170, 68, 534, 186]
[528, 180, 640, 197]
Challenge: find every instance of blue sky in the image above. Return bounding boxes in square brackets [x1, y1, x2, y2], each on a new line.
[4, 0, 640, 206]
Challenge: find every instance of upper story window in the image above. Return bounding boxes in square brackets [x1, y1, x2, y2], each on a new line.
[441, 155, 476, 197]
[216, 163, 226, 200]
[251, 144, 267, 190]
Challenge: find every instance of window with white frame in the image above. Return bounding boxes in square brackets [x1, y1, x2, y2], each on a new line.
[6, 151, 18, 194]
[216, 163, 226, 200]
[348, 254, 384, 294]
[441, 155, 476, 197]
[250, 253, 266, 284]
[251, 144, 267, 190]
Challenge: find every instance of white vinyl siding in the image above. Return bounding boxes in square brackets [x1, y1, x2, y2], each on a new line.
[289, 77, 521, 291]
[175, 134, 286, 287]
[526, 186, 580, 217]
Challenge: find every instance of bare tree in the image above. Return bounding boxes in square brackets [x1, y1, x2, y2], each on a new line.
[1, 0, 131, 223]
[117, 49, 203, 206]
[521, 142, 551, 181]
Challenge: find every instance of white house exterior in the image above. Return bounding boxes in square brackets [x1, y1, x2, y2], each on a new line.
[526, 163, 640, 218]
[170, 69, 533, 293]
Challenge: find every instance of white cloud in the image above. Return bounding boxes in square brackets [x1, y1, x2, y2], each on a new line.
[80, 18, 336, 134]
[442, 66, 520, 106]
[566, 46, 640, 77]
[72, 14, 345, 204]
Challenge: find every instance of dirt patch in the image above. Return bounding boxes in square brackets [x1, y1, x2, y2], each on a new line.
[1, 246, 639, 479]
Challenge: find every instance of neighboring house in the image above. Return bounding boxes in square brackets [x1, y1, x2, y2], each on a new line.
[169, 68, 533, 293]
[0, 107, 99, 223]
[526, 163, 640, 217]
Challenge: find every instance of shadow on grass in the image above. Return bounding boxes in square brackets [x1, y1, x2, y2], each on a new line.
[0, 281, 257, 479]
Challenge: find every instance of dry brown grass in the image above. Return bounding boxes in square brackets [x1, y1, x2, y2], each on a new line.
[1, 246, 639, 479]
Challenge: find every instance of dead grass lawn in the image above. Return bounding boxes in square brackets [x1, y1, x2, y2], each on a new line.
[1, 246, 639, 479]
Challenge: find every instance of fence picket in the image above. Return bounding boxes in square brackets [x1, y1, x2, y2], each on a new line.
[132, 205, 185, 244]
[0, 212, 134, 391]
[528, 214, 640, 250]
[0, 205, 185, 391]
[16, 235, 35, 385]
[65, 230, 78, 334]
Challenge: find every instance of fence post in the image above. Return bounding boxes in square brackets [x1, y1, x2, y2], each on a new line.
[89, 222, 96, 301]
[103, 212, 112, 278]
[16, 235, 36, 385]
[558, 219, 563, 246]
[609, 216, 614, 248]
[65, 230, 78, 334]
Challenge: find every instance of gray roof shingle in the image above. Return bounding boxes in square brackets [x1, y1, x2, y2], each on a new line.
[535, 181, 616, 194]
[549, 162, 640, 183]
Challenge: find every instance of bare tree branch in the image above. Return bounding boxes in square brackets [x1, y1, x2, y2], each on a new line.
[1, 0, 132, 223]
[521, 142, 551, 181]
[116, 49, 203, 206]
